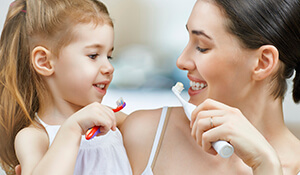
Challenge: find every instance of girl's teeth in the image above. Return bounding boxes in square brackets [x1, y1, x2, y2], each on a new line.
[190, 81, 207, 90]
[96, 84, 105, 89]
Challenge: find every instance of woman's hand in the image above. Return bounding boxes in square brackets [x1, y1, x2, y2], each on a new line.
[190, 99, 282, 173]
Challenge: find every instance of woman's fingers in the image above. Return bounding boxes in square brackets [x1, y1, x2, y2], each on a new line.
[191, 99, 228, 126]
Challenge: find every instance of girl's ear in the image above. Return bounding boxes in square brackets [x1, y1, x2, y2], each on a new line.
[252, 45, 279, 81]
[31, 46, 55, 76]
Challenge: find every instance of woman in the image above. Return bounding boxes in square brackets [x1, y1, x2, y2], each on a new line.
[121, 0, 300, 174]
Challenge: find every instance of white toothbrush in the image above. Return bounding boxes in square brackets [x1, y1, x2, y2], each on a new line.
[172, 82, 234, 158]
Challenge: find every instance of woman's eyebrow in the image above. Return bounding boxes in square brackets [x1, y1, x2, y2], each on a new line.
[186, 24, 212, 40]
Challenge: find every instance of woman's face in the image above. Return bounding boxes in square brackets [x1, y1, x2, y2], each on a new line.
[177, 0, 257, 106]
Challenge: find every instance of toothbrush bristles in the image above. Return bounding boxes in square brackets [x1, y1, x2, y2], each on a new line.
[174, 82, 184, 93]
[116, 97, 124, 106]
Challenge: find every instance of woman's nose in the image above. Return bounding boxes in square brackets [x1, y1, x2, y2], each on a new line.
[176, 45, 195, 71]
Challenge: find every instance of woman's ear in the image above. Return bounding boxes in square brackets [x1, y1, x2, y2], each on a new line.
[31, 46, 55, 76]
[252, 45, 279, 80]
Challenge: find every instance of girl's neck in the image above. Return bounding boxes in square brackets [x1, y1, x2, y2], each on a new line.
[37, 98, 81, 125]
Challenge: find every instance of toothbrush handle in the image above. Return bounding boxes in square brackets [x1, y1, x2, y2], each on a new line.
[212, 140, 234, 158]
[85, 126, 100, 140]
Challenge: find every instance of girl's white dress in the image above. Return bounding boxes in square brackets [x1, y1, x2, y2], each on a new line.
[37, 117, 132, 175]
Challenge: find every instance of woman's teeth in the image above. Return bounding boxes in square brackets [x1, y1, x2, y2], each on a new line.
[190, 81, 207, 90]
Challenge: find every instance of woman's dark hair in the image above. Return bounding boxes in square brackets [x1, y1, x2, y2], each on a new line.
[212, 0, 300, 102]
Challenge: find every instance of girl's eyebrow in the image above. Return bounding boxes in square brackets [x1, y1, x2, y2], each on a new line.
[186, 25, 212, 40]
[85, 44, 114, 52]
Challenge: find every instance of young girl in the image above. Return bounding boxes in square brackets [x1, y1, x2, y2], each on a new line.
[0, 0, 132, 174]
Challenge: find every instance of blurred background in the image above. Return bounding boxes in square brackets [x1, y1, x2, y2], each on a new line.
[0, 0, 196, 114]
[101, 0, 194, 90]
[0, 0, 300, 173]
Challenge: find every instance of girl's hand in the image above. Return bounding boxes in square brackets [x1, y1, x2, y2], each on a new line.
[190, 99, 282, 172]
[64, 102, 117, 137]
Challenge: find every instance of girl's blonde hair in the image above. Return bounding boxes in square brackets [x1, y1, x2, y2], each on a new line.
[0, 0, 113, 174]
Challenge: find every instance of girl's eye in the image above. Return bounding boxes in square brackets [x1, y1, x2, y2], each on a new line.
[88, 54, 99, 60]
[196, 46, 209, 53]
[107, 56, 113, 60]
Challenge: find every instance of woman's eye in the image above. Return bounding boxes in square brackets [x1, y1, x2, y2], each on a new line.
[107, 56, 113, 60]
[88, 54, 99, 60]
[196, 46, 209, 53]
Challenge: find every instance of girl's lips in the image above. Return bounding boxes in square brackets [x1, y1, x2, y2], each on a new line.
[93, 81, 110, 95]
[93, 84, 107, 95]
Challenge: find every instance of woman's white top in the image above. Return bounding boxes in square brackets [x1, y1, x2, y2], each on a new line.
[142, 106, 169, 175]
[37, 116, 132, 175]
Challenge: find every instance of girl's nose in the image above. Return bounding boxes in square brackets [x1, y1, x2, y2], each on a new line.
[176, 45, 195, 71]
[100, 58, 114, 75]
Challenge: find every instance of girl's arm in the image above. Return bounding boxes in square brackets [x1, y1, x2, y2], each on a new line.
[15, 102, 116, 175]
[15, 123, 81, 175]
[15, 126, 50, 175]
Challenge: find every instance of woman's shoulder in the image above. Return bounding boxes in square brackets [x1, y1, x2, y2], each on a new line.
[120, 108, 166, 173]
[120, 108, 163, 138]
[278, 129, 300, 174]
[120, 106, 184, 136]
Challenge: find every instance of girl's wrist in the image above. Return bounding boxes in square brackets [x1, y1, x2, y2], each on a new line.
[61, 117, 84, 138]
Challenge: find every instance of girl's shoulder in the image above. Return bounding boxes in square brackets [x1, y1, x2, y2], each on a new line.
[15, 123, 48, 145]
[14, 123, 49, 165]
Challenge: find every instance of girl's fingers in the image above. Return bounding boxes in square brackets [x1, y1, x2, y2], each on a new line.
[76, 102, 117, 135]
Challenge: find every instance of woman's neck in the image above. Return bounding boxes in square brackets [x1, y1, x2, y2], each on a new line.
[238, 92, 285, 141]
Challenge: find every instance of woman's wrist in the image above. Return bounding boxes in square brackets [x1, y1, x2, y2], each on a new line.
[252, 148, 282, 175]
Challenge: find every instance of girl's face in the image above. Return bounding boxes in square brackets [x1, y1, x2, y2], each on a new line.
[177, 0, 257, 106]
[52, 23, 114, 108]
